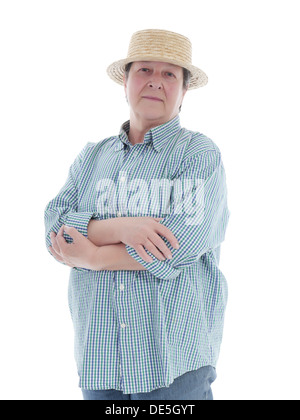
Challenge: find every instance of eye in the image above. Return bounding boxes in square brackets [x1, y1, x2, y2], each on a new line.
[165, 71, 175, 78]
[139, 68, 150, 73]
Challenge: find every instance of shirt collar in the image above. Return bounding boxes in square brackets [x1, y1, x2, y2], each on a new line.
[115, 115, 181, 152]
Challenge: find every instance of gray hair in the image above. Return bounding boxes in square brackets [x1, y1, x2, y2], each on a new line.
[124, 62, 191, 90]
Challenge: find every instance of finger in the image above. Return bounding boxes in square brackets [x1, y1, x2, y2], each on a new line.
[49, 246, 65, 263]
[156, 224, 180, 249]
[135, 244, 153, 263]
[55, 227, 67, 254]
[63, 225, 81, 243]
[144, 239, 167, 261]
[154, 217, 164, 222]
[54, 225, 65, 247]
[147, 235, 173, 260]
[50, 232, 62, 255]
[49, 247, 75, 268]
[58, 225, 65, 236]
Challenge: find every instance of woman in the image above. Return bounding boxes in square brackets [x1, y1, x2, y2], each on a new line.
[45, 29, 230, 400]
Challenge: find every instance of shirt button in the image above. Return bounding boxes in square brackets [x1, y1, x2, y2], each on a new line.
[121, 323, 126, 329]
[120, 176, 126, 182]
[120, 284, 125, 291]
[117, 212, 122, 217]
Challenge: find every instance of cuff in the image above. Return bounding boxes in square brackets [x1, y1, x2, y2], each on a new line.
[63, 211, 95, 238]
[125, 244, 182, 280]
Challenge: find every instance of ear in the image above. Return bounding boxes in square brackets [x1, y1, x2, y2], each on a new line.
[123, 73, 127, 96]
[181, 85, 188, 102]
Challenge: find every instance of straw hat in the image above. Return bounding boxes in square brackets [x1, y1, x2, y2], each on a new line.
[107, 29, 208, 90]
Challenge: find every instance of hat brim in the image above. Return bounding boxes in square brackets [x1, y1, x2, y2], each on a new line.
[107, 57, 208, 90]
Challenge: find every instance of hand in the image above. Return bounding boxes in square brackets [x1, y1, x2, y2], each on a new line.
[49, 225, 100, 270]
[117, 217, 180, 263]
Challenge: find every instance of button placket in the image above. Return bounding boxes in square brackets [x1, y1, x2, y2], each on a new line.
[117, 171, 128, 216]
[117, 277, 128, 333]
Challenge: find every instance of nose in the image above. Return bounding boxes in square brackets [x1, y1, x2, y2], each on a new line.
[148, 79, 162, 90]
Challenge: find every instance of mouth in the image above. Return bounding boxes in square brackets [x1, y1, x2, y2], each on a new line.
[142, 96, 163, 102]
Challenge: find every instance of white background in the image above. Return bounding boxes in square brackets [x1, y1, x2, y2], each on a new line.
[0, 0, 299, 400]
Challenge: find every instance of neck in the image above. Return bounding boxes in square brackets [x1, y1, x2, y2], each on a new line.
[128, 125, 152, 145]
[128, 112, 176, 145]
[128, 117, 160, 146]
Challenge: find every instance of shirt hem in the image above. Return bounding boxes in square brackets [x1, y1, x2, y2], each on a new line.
[78, 362, 216, 394]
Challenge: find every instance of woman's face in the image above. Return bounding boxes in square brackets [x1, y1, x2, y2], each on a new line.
[123, 61, 187, 127]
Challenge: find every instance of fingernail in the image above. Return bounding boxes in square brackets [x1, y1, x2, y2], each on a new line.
[174, 243, 180, 249]
[167, 253, 172, 259]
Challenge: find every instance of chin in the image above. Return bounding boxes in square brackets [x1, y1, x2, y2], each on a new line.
[144, 113, 166, 121]
[135, 109, 163, 120]
[136, 103, 164, 119]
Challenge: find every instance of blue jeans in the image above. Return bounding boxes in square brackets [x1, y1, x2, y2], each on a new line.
[82, 366, 216, 400]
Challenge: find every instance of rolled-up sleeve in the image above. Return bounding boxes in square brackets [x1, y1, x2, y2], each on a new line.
[125, 150, 230, 280]
[44, 143, 95, 254]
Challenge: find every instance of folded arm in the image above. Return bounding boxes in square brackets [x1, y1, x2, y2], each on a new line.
[45, 144, 178, 269]
[49, 225, 147, 271]
[44, 144, 125, 264]
[45, 146, 229, 277]
[124, 151, 230, 280]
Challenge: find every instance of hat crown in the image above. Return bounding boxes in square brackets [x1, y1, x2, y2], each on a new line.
[106, 28, 208, 89]
[127, 29, 192, 65]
